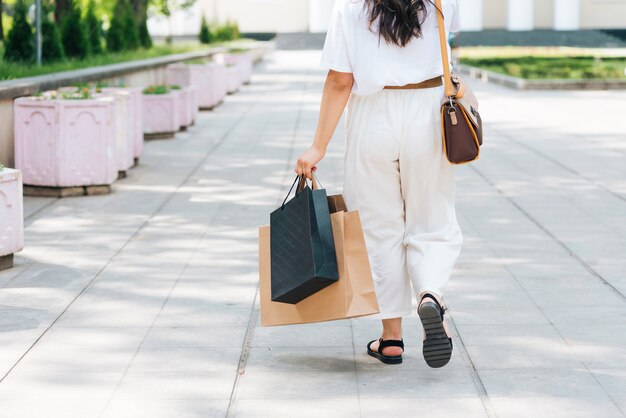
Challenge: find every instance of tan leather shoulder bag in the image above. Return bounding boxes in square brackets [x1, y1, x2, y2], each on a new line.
[435, 0, 483, 164]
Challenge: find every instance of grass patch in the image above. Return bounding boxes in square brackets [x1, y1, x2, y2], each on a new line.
[0, 43, 213, 81]
[459, 50, 626, 80]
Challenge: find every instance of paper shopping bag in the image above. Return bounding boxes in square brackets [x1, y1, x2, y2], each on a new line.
[259, 210, 380, 326]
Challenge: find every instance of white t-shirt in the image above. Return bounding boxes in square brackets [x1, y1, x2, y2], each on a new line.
[320, 0, 460, 96]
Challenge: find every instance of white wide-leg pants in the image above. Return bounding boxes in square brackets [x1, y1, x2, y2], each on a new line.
[343, 86, 463, 319]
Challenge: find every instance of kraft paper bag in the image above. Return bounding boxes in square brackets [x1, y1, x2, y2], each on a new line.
[259, 210, 380, 326]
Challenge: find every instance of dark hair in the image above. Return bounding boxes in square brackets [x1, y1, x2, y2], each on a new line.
[365, 0, 435, 47]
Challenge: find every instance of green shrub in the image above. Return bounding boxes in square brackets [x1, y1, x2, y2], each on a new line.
[38, 87, 92, 100]
[214, 20, 240, 42]
[106, 0, 126, 52]
[3, 0, 34, 63]
[41, 15, 65, 62]
[107, 0, 139, 52]
[199, 16, 211, 44]
[61, 1, 90, 59]
[60, 86, 92, 100]
[460, 55, 626, 80]
[84, 0, 102, 55]
[143, 85, 170, 95]
[231, 21, 240, 39]
[122, 0, 140, 50]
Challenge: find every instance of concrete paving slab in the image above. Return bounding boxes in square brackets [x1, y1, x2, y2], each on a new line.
[359, 398, 488, 418]
[570, 345, 626, 369]
[357, 368, 479, 399]
[0, 399, 109, 418]
[250, 325, 353, 348]
[488, 396, 624, 418]
[524, 287, 626, 308]
[141, 326, 246, 349]
[541, 305, 626, 325]
[465, 344, 585, 370]
[0, 370, 122, 400]
[127, 347, 242, 374]
[454, 324, 565, 347]
[590, 368, 626, 399]
[101, 399, 230, 418]
[450, 307, 551, 326]
[233, 399, 360, 418]
[236, 370, 358, 400]
[614, 397, 626, 415]
[443, 289, 538, 310]
[12, 327, 146, 373]
[245, 346, 357, 373]
[151, 307, 252, 328]
[557, 322, 626, 346]
[478, 368, 610, 398]
[112, 371, 235, 400]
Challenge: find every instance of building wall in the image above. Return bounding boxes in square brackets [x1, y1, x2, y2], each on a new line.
[580, 0, 626, 29]
[534, 0, 555, 29]
[149, 0, 311, 36]
[208, 0, 310, 33]
[483, 0, 626, 30]
[483, 0, 508, 29]
[147, 0, 626, 36]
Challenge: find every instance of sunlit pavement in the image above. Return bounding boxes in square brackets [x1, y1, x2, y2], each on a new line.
[0, 50, 625, 418]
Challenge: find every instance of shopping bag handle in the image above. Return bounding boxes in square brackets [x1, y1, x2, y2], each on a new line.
[297, 174, 320, 193]
[280, 175, 321, 209]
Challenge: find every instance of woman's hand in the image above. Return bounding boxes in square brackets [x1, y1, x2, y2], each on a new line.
[295, 145, 326, 179]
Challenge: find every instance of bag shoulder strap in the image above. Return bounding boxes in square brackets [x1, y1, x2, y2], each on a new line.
[434, 0, 455, 98]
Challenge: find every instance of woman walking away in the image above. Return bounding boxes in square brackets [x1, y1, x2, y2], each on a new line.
[295, 0, 462, 368]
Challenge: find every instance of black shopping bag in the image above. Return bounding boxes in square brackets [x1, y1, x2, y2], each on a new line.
[270, 175, 339, 304]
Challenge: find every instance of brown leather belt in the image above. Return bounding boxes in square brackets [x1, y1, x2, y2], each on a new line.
[384, 76, 443, 90]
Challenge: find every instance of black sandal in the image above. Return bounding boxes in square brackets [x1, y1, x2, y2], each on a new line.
[418, 293, 453, 368]
[367, 338, 404, 365]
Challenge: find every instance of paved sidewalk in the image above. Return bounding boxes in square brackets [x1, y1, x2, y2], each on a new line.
[0, 50, 625, 418]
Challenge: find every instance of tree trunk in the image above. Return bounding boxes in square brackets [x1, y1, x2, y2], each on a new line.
[131, 0, 148, 20]
[55, 0, 72, 23]
[133, 0, 152, 48]
[0, 0, 4, 41]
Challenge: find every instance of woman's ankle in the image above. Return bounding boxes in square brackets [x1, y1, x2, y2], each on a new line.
[381, 332, 402, 341]
[381, 317, 403, 340]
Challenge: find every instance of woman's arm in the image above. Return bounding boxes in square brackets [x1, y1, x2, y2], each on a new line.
[295, 70, 354, 179]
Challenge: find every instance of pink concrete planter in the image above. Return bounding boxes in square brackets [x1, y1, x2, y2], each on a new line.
[174, 86, 196, 128]
[188, 87, 198, 121]
[0, 168, 24, 269]
[102, 87, 144, 161]
[215, 52, 254, 84]
[94, 91, 133, 173]
[167, 62, 227, 110]
[13, 97, 117, 188]
[142, 92, 180, 137]
[226, 66, 241, 95]
[208, 63, 228, 107]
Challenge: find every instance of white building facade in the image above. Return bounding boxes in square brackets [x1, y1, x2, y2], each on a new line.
[148, 0, 626, 36]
